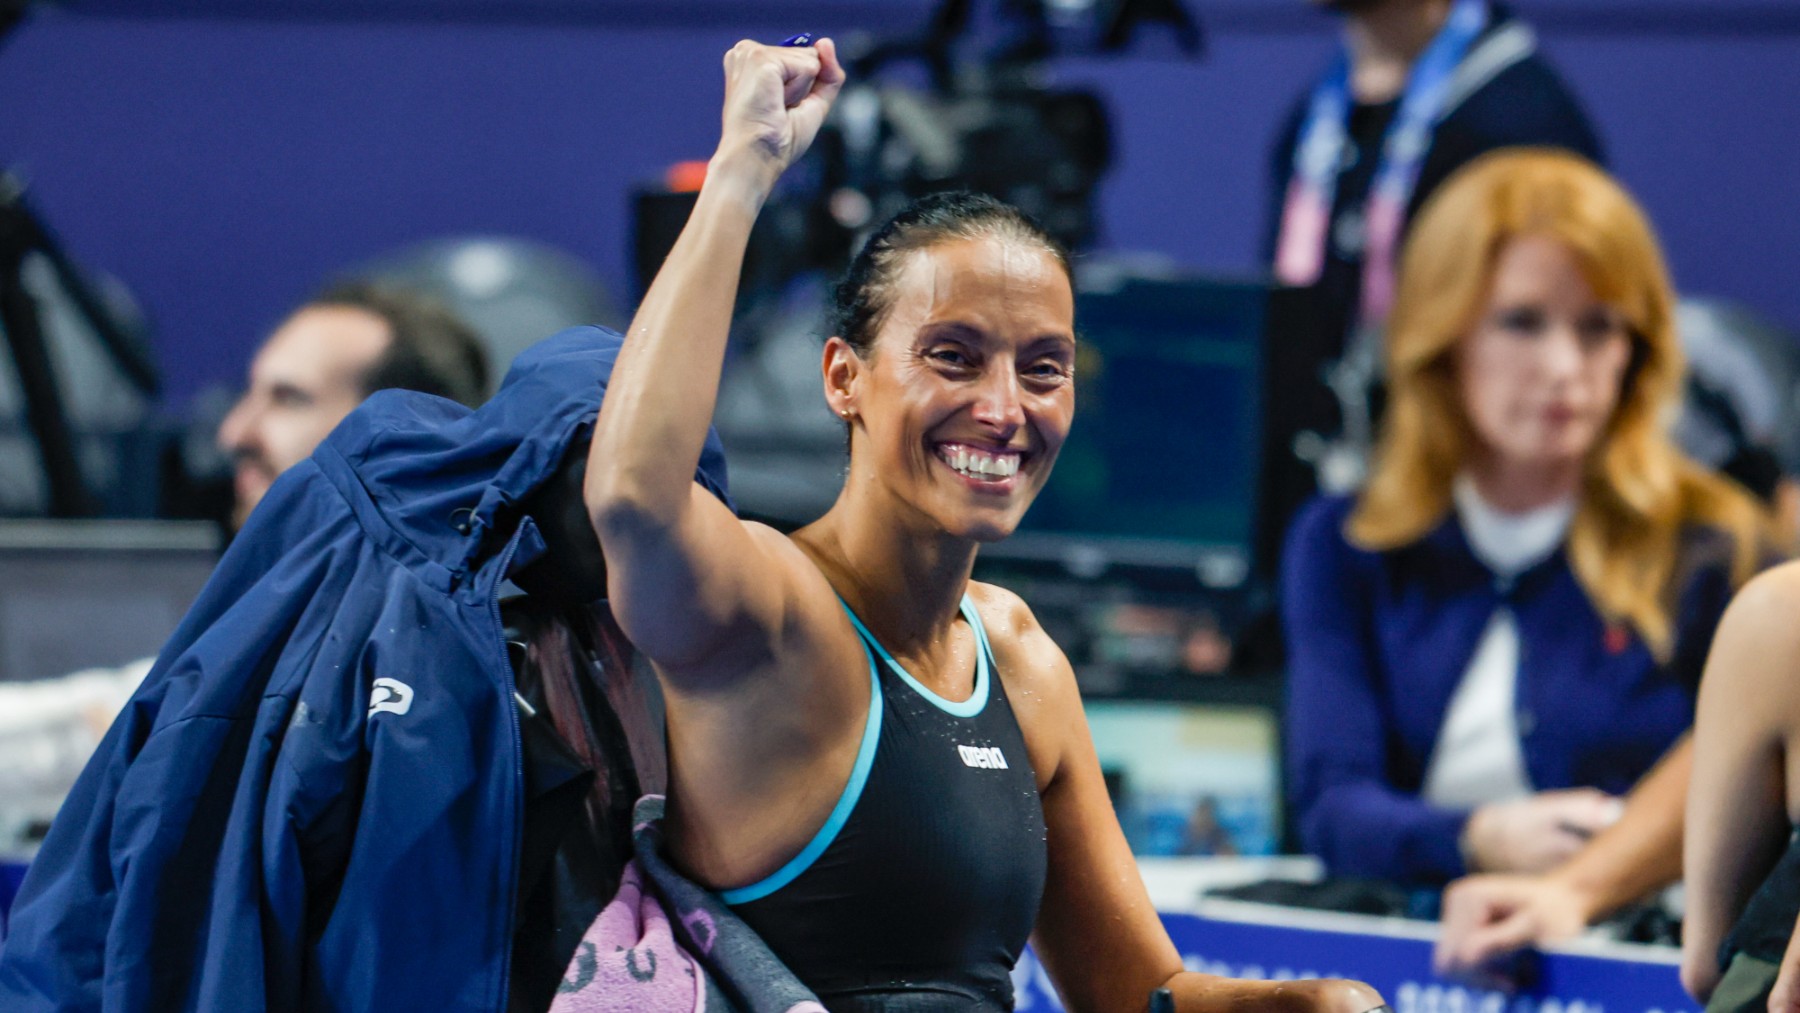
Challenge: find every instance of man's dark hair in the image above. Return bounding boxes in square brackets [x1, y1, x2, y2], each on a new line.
[310, 280, 490, 408]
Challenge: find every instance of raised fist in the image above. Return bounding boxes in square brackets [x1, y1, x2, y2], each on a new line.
[715, 37, 846, 182]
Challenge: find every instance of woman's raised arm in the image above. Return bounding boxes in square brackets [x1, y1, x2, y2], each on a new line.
[586, 40, 843, 670]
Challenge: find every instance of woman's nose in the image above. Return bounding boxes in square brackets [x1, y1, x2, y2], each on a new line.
[970, 366, 1025, 433]
[1537, 324, 1587, 379]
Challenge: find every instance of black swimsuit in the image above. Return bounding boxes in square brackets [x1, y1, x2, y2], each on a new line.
[1722, 826, 1800, 971]
[726, 596, 1048, 1012]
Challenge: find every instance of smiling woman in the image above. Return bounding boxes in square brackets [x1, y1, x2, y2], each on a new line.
[819, 191, 1076, 542]
[583, 36, 1382, 1013]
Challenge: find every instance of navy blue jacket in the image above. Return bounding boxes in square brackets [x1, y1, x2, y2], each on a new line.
[1282, 495, 1741, 885]
[0, 327, 730, 1012]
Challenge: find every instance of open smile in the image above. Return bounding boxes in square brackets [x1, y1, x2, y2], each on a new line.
[933, 441, 1024, 491]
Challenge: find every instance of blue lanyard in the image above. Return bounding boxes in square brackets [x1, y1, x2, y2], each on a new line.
[1278, 0, 1489, 319]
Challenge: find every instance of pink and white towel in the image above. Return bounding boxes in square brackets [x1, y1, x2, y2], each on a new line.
[550, 796, 829, 1013]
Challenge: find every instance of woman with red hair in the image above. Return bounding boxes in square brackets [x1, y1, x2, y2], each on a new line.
[1282, 148, 1771, 886]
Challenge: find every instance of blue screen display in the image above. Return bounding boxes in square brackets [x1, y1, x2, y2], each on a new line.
[1022, 274, 1265, 554]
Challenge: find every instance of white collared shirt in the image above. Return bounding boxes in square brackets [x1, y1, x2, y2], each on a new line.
[1421, 476, 1575, 809]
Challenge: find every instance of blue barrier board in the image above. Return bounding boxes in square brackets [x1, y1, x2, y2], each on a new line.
[1013, 904, 1695, 1012]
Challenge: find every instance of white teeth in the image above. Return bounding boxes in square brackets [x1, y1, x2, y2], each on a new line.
[939, 445, 1020, 480]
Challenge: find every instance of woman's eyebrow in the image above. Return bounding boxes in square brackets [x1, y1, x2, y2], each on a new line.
[916, 320, 988, 343]
[914, 322, 1074, 354]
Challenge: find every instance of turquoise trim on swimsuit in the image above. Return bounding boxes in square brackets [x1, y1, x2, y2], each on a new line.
[968, 597, 998, 683]
[838, 594, 991, 717]
[720, 601, 885, 906]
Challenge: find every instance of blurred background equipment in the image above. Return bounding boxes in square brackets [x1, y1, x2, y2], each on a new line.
[0, 173, 160, 519]
[1673, 297, 1800, 516]
[632, 0, 1206, 314]
[0, 518, 217, 683]
[0, 515, 214, 858]
[353, 235, 623, 388]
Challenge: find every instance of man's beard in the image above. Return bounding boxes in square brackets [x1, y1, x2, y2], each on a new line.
[230, 455, 277, 532]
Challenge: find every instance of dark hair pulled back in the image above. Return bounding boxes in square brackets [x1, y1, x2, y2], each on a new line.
[828, 191, 1071, 358]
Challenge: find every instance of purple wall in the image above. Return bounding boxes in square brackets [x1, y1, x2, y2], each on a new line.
[1, 2, 1795, 404]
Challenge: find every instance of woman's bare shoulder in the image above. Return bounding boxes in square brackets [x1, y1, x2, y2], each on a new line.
[967, 581, 1078, 695]
[1718, 559, 1800, 647]
[967, 581, 1081, 789]
[1698, 559, 1800, 714]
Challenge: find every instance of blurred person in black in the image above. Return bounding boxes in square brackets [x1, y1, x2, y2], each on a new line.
[1254, 0, 1603, 579]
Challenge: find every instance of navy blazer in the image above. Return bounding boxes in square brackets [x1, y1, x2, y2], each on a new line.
[1281, 494, 1742, 884]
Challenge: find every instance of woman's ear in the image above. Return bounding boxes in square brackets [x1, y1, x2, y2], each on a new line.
[822, 336, 861, 421]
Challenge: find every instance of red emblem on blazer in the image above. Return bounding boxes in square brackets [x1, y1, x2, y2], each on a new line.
[1603, 624, 1629, 655]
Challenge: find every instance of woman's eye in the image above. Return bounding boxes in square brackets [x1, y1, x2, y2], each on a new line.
[1494, 308, 1547, 335]
[1577, 311, 1626, 344]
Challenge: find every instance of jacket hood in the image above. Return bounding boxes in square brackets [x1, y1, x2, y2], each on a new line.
[311, 325, 731, 585]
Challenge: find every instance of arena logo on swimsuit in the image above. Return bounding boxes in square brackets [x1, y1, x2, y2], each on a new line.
[957, 745, 1009, 770]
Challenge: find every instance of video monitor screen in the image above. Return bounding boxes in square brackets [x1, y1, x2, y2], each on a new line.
[1086, 699, 1280, 857]
[1021, 274, 1264, 565]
